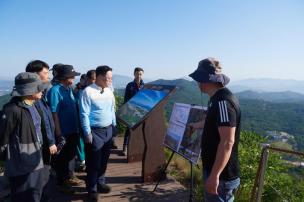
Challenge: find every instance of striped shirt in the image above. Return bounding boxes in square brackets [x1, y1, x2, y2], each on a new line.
[218, 100, 230, 123]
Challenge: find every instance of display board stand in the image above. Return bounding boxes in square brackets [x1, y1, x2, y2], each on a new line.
[152, 148, 196, 202]
[152, 150, 175, 192]
[127, 97, 169, 182]
[189, 161, 194, 202]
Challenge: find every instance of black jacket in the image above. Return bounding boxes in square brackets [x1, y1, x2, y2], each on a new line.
[124, 79, 144, 103]
[0, 97, 44, 177]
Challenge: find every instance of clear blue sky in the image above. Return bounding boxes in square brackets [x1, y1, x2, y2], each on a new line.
[0, 0, 303, 81]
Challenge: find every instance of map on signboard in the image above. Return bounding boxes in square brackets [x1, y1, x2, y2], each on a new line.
[169, 103, 190, 124]
[163, 103, 207, 164]
[164, 103, 191, 151]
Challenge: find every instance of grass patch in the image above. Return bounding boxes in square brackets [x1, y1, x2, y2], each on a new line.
[164, 148, 204, 201]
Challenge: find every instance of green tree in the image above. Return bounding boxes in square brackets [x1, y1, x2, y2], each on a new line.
[0, 94, 10, 110]
[114, 93, 126, 134]
[236, 131, 304, 201]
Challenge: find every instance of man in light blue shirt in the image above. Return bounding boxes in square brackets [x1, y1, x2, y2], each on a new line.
[79, 65, 116, 201]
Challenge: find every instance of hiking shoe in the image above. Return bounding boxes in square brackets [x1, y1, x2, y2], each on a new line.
[57, 182, 76, 194]
[119, 151, 125, 156]
[66, 176, 84, 186]
[119, 147, 127, 156]
[97, 183, 111, 193]
[75, 160, 86, 172]
[88, 192, 99, 202]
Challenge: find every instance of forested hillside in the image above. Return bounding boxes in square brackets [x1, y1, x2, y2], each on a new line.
[0, 94, 10, 110]
[150, 79, 304, 151]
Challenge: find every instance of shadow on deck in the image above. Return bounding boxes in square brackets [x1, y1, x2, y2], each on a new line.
[1, 137, 189, 202]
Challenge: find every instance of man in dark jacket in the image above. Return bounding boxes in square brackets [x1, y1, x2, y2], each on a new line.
[25, 60, 57, 164]
[0, 72, 49, 202]
[121, 67, 144, 155]
[25, 60, 58, 201]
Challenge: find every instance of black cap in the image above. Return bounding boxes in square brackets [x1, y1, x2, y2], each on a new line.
[56, 65, 80, 79]
[189, 58, 230, 86]
[50, 63, 64, 71]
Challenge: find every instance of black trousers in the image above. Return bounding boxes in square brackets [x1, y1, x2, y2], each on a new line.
[123, 128, 130, 149]
[85, 126, 112, 193]
[53, 133, 78, 185]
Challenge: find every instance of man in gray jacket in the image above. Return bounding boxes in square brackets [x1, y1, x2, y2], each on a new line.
[0, 72, 49, 202]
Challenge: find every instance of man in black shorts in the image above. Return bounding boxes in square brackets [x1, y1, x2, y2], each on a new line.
[189, 58, 241, 202]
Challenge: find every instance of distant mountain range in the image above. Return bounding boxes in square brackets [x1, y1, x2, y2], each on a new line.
[1, 77, 304, 95]
[229, 78, 304, 94]
[0, 80, 13, 96]
[112, 75, 133, 89]
[236, 90, 304, 103]
[149, 79, 304, 103]
[1, 77, 304, 103]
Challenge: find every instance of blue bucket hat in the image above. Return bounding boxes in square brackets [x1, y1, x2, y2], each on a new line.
[11, 72, 48, 97]
[189, 58, 230, 86]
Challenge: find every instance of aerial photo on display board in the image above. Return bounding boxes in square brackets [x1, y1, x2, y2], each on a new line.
[117, 84, 175, 129]
[164, 103, 207, 164]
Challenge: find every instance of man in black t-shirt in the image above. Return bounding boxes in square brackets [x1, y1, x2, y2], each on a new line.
[189, 58, 241, 202]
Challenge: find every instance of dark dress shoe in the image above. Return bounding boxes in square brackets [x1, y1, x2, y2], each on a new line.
[88, 192, 99, 202]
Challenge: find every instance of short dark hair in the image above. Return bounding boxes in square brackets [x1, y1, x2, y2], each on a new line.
[26, 60, 49, 73]
[80, 74, 86, 80]
[134, 67, 144, 74]
[96, 66, 112, 77]
[86, 70, 96, 79]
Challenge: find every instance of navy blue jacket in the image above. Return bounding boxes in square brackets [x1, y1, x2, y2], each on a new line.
[124, 80, 144, 103]
[35, 95, 55, 147]
[35, 94, 56, 165]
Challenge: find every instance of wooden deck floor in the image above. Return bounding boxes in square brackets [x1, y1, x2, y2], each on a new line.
[47, 137, 188, 202]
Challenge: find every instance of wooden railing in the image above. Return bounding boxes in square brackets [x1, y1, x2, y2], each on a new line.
[250, 144, 304, 202]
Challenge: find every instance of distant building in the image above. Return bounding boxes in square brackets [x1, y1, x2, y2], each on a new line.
[266, 131, 294, 141]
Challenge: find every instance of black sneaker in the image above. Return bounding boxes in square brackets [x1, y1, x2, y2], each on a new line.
[118, 146, 127, 156]
[75, 160, 86, 172]
[88, 192, 99, 202]
[57, 182, 76, 194]
[97, 183, 111, 193]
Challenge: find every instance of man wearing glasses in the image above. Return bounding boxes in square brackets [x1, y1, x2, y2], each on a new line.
[79, 66, 116, 201]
